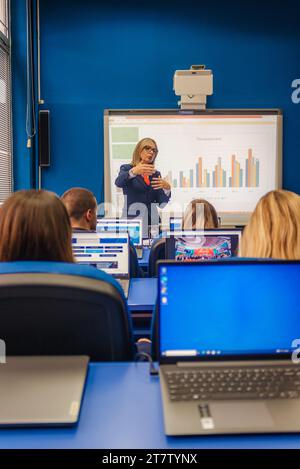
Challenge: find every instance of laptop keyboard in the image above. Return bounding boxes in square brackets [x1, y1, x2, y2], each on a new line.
[164, 367, 300, 402]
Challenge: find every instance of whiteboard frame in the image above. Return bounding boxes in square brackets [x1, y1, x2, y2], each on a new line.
[103, 109, 282, 225]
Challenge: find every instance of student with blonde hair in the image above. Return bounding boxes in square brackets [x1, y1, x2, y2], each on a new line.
[182, 198, 219, 230]
[240, 189, 300, 259]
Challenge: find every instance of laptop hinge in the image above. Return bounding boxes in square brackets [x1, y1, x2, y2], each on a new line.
[175, 359, 292, 368]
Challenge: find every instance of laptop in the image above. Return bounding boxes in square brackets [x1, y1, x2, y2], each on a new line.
[0, 356, 89, 427]
[169, 216, 183, 232]
[97, 217, 143, 259]
[158, 260, 300, 435]
[165, 229, 242, 261]
[72, 231, 130, 297]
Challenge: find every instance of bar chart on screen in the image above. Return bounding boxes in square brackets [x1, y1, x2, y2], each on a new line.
[166, 149, 260, 189]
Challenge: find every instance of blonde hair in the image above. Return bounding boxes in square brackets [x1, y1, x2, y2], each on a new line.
[183, 199, 219, 230]
[131, 138, 158, 166]
[240, 190, 300, 259]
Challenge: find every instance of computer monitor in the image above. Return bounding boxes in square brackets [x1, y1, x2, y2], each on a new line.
[165, 229, 242, 261]
[72, 231, 129, 278]
[158, 260, 300, 360]
[97, 218, 142, 247]
[169, 217, 182, 232]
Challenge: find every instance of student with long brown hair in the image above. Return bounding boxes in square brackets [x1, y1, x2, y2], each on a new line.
[182, 198, 219, 230]
[0, 189, 74, 262]
[240, 189, 300, 259]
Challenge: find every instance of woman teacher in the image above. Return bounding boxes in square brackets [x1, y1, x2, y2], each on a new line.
[115, 138, 171, 232]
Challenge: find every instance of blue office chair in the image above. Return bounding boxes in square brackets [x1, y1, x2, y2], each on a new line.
[129, 241, 144, 278]
[0, 261, 134, 361]
[148, 237, 166, 277]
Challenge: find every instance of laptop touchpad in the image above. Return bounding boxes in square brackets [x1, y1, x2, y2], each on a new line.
[209, 402, 274, 429]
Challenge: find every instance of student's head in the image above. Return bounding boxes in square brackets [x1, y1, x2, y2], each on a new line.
[61, 187, 97, 231]
[182, 198, 219, 230]
[0, 189, 74, 262]
[131, 138, 158, 166]
[240, 189, 300, 259]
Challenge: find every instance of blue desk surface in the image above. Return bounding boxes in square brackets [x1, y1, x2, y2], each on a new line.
[0, 362, 300, 449]
[128, 278, 157, 311]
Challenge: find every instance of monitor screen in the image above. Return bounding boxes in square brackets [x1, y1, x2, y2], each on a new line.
[159, 261, 300, 359]
[166, 229, 241, 260]
[72, 231, 129, 277]
[169, 217, 182, 232]
[97, 218, 142, 246]
[104, 109, 282, 224]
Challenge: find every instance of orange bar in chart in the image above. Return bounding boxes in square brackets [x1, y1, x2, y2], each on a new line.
[235, 161, 240, 187]
[231, 155, 236, 188]
[219, 159, 223, 188]
[247, 149, 252, 187]
[198, 157, 203, 187]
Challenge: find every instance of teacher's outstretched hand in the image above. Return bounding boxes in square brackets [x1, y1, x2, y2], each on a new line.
[151, 176, 171, 191]
[131, 162, 155, 176]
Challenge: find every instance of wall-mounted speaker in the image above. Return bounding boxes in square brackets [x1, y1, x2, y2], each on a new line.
[38, 110, 50, 167]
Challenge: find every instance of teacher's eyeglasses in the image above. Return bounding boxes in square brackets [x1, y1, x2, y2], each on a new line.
[143, 145, 158, 155]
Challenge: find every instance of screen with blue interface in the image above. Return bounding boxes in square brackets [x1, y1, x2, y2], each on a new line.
[72, 231, 129, 277]
[169, 217, 182, 231]
[97, 218, 142, 246]
[159, 262, 300, 358]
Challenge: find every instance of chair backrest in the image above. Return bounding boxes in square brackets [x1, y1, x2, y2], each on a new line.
[148, 237, 166, 277]
[129, 242, 143, 278]
[0, 262, 134, 361]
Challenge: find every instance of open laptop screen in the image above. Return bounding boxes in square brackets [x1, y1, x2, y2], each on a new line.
[158, 261, 300, 361]
[169, 217, 182, 232]
[72, 231, 129, 277]
[97, 218, 142, 247]
[166, 229, 242, 260]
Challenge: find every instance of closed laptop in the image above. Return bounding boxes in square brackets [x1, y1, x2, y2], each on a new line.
[0, 356, 89, 427]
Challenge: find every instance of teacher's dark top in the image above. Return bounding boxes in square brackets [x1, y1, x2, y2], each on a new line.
[115, 164, 171, 222]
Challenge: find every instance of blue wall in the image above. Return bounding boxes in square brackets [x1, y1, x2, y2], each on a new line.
[11, 0, 300, 201]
